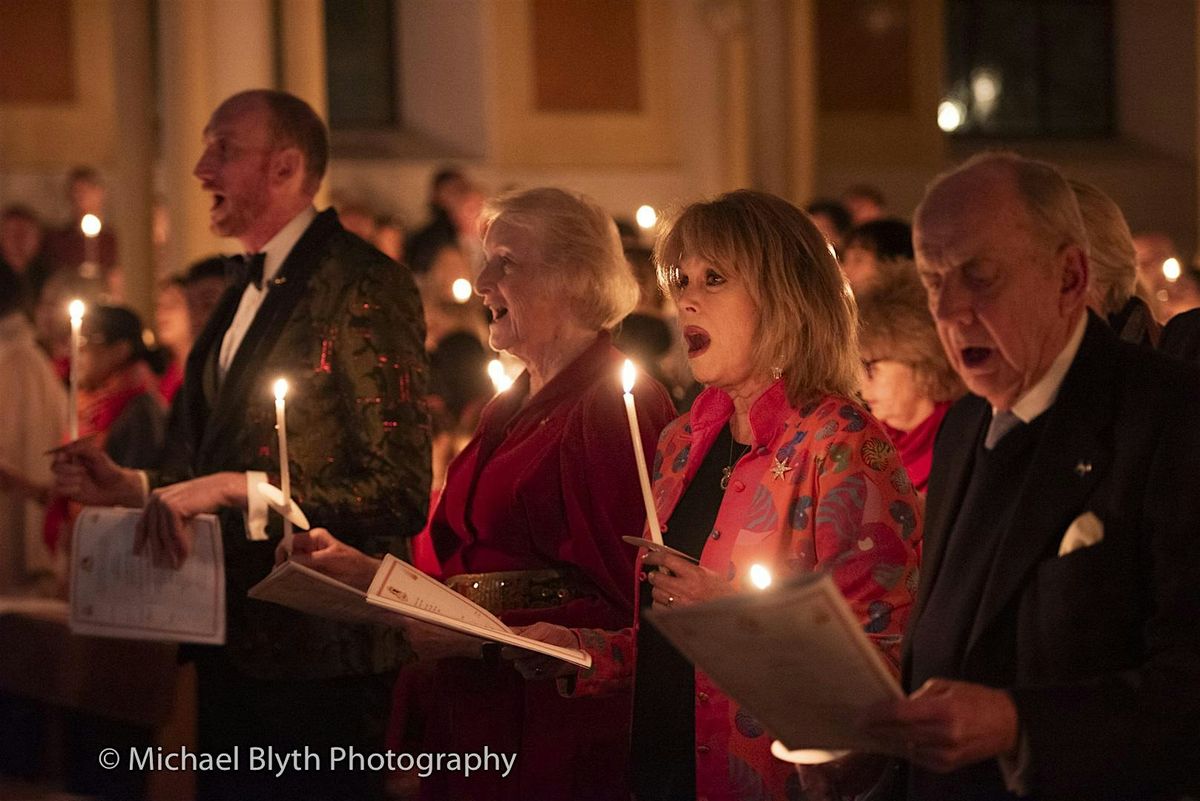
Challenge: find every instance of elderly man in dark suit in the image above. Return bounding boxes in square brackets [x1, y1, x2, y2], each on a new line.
[54, 90, 430, 801]
[860, 153, 1200, 800]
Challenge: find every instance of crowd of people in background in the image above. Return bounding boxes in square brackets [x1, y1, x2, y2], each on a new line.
[6, 161, 1200, 523]
[4, 89, 1200, 801]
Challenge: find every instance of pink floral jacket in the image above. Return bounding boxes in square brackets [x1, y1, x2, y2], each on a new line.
[570, 381, 921, 801]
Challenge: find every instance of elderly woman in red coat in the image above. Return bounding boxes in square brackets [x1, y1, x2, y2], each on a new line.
[515, 191, 922, 801]
[284, 187, 676, 801]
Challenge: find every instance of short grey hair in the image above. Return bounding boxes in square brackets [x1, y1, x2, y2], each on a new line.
[920, 151, 1090, 264]
[480, 187, 637, 330]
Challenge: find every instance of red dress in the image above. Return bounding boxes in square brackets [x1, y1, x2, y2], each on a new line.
[415, 334, 676, 801]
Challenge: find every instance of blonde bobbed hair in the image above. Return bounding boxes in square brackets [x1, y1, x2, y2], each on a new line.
[655, 190, 861, 405]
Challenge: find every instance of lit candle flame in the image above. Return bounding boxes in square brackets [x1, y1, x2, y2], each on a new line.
[635, 205, 658, 230]
[1163, 257, 1182, 283]
[80, 214, 102, 238]
[68, 299, 85, 322]
[622, 359, 637, 394]
[451, 278, 473, 303]
[488, 359, 512, 393]
[749, 563, 772, 590]
[273, 378, 289, 401]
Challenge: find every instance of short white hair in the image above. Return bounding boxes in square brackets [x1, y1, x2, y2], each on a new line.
[480, 187, 637, 330]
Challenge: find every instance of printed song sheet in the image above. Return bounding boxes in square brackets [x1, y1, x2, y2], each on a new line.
[249, 560, 482, 657]
[251, 555, 591, 668]
[647, 571, 903, 752]
[69, 507, 225, 644]
[366, 556, 592, 668]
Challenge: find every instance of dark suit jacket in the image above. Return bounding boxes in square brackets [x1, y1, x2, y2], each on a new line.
[1160, 307, 1200, 366]
[903, 313, 1200, 800]
[154, 208, 431, 680]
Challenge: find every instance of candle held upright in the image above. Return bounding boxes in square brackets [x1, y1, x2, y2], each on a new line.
[68, 299, 85, 440]
[621, 359, 663, 546]
[273, 378, 293, 552]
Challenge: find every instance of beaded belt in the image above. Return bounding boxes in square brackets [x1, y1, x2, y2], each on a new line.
[445, 568, 586, 616]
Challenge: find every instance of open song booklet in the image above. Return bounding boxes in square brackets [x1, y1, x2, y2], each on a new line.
[646, 570, 903, 754]
[248, 555, 592, 669]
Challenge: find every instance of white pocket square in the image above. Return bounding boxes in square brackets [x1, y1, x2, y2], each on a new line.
[1059, 511, 1104, 556]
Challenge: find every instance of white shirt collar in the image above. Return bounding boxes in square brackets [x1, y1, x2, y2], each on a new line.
[1002, 312, 1088, 424]
[254, 206, 317, 285]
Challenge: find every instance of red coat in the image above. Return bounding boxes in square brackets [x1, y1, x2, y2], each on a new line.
[571, 381, 921, 801]
[415, 334, 676, 801]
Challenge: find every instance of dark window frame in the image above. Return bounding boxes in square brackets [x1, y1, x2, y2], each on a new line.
[945, 0, 1116, 140]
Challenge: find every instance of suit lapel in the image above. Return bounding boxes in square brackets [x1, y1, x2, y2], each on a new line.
[964, 315, 1114, 657]
[180, 282, 244, 453]
[902, 396, 986, 676]
[198, 210, 339, 464]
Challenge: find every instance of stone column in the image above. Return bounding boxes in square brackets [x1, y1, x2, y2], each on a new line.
[279, 0, 330, 207]
[109, 0, 156, 318]
[157, 0, 274, 271]
[787, 0, 816, 204]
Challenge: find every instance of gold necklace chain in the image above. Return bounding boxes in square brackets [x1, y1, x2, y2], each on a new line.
[720, 434, 752, 490]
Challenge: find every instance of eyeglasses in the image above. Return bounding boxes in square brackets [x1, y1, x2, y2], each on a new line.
[861, 357, 915, 379]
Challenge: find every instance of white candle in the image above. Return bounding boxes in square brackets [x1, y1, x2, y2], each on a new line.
[68, 299, 85, 440]
[622, 359, 663, 546]
[273, 378, 293, 551]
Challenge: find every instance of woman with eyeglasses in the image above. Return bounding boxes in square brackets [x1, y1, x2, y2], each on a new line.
[76, 304, 169, 469]
[857, 268, 964, 497]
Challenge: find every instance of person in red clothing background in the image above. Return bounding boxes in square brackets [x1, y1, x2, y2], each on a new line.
[857, 268, 965, 499]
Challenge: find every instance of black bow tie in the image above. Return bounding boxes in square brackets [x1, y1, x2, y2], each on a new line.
[224, 252, 266, 290]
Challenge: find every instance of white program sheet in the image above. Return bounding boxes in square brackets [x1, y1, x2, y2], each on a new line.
[647, 571, 902, 752]
[69, 507, 225, 644]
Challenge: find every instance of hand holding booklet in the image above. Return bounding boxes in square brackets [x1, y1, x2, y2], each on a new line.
[248, 554, 591, 669]
[646, 570, 902, 754]
[69, 507, 225, 645]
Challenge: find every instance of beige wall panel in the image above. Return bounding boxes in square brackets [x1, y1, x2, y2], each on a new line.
[489, 0, 678, 168]
[816, 0, 943, 171]
[0, 0, 75, 102]
[789, 0, 816, 203]
[0, 0, 117, 169]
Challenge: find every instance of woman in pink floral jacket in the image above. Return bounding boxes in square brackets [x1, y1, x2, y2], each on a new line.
[516, 190, 921, 801]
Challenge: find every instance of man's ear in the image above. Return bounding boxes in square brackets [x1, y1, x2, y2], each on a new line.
[1058, 243, 1089, 312]
[270, 147, 304, 188]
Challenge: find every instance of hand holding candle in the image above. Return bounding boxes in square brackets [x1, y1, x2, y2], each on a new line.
[621, 359, 663, 546]
[68, 299, 85, 440]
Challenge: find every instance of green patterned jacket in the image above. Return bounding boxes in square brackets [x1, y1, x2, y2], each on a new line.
[153, 208, 431, 680]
